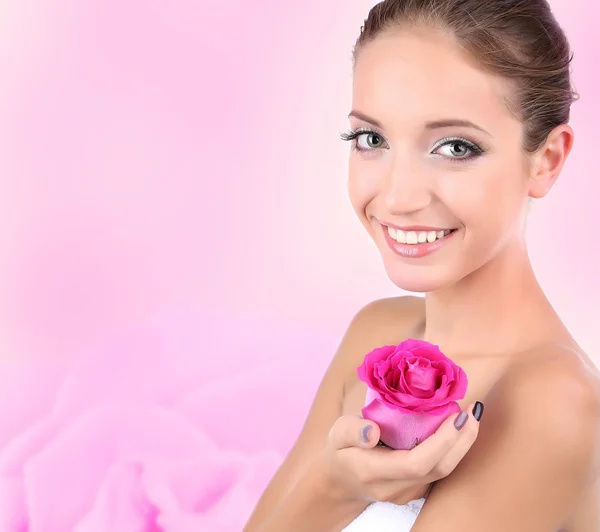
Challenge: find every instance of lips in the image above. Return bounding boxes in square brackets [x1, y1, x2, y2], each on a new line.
[381, 222, 458, 258]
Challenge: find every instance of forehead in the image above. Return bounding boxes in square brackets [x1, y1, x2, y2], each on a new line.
[352, 27, 515, 131]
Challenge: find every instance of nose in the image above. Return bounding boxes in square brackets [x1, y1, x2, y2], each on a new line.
[382, 154, 432, 215]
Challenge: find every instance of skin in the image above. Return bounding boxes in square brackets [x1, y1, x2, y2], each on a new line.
[348, 25, 567, 348]
[344, 26, 600, 530]
[244, 25, 600, 532]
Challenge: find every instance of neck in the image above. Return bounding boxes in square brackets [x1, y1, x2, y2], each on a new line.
[421, 238, 555, 356]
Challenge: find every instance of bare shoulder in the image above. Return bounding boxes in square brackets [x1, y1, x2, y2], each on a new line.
[502, 344, 600, 432]
[412, 344, 600, 531]
[480, 343, 600, 462]
[243, 295, 423, 530]
[338, 295, 424, 387]
[500, 344, 600, 473]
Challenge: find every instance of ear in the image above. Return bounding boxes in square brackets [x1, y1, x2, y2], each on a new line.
[528, 124, 574, 199]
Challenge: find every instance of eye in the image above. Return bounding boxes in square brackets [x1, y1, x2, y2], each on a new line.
[357, 132, 385, 150]
[340, 128, 388, 153]
[433, 138, 485, 161]
[441, 142, 469, 157]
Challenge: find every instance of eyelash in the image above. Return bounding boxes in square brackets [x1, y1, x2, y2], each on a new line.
[339, 128, 486, 162]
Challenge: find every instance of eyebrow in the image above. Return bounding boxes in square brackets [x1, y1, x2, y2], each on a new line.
[348, 111, 492, 137]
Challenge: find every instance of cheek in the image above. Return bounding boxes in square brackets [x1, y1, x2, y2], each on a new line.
[348, 161, 378, 218]
[438, 166, 527, 240]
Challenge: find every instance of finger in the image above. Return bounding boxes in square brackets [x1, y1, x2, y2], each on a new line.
[393, 408, 472, 478]
[328, 415, 382, 450]
[433, 403, 481, 478]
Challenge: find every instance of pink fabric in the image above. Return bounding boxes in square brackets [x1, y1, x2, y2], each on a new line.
[0, 310, 336, 532]
[358, 340, 468, 449]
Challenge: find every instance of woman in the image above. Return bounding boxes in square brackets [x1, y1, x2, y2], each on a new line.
[244, 0, 600, 530]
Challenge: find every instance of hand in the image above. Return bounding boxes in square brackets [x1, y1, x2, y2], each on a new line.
[318, 403, 482, 506]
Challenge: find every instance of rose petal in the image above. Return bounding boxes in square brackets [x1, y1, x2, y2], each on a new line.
[430, 374, 451, 402]
[404, 362, 438, 395]
[359, 339, 469, 414]
[394, 339, 426, 351]
[409, 344, 447, 362]
[362, 398, 462, 450]
[357, 346, 396, 388]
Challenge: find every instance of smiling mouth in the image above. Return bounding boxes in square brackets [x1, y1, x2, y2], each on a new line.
[385, 225, 458, 245]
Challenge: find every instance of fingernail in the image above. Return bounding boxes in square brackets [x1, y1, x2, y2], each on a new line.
[361, 425, 372, 443]
[454, 411, 468, 430]
[472, 402, 484, 422]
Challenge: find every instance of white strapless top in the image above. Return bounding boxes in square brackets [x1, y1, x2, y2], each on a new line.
[341, 498, 426, 532]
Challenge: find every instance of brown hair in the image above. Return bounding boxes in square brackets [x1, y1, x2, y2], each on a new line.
[352, 0, 579, 153]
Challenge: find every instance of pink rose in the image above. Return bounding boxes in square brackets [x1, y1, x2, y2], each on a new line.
[357, 339, 468, 450]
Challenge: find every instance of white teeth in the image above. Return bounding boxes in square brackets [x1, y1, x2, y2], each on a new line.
[389, 226, 455, 245]
[406, 231, 418, 244]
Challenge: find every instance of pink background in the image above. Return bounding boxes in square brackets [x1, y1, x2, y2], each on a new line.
[0, 0, 598, 529]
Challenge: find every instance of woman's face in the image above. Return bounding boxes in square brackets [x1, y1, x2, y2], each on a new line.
[348, 27, 532, 293]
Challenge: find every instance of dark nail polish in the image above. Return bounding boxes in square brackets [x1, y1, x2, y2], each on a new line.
[361, 425, 372, 443]
[454, 411, 468, 430]
[472, 402, 484, 422]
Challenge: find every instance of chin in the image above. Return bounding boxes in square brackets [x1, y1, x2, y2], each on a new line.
[381, 262, 455, 294]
